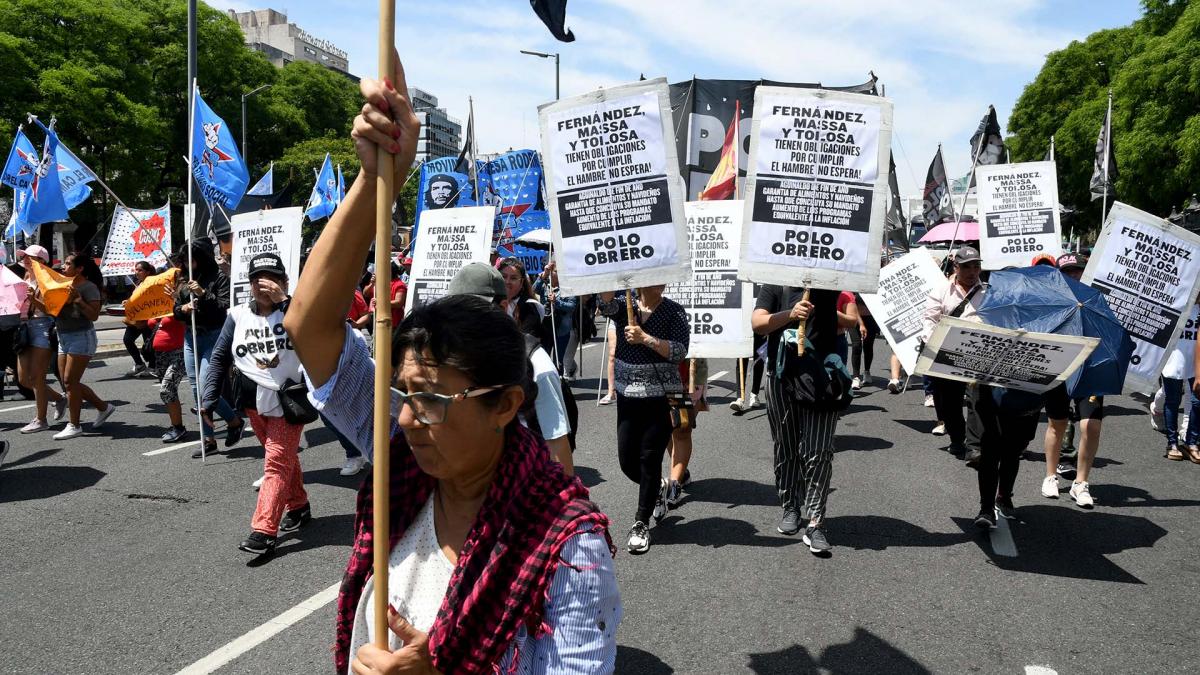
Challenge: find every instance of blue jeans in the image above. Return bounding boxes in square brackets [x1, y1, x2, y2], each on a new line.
[184, 327, 239, 442]
[1162, 377, 1200, 447]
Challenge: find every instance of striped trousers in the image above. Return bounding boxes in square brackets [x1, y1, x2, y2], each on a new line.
[765, 375, 839, 523]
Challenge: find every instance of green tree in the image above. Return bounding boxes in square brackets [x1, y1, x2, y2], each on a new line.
[1008, 0, 1200, 234]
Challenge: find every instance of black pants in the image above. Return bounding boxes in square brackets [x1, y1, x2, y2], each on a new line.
[967, 385, 1040, 512]
[849, 316, 880, 377]
[932, 377, 968, 445]
[123, 324, 155, 369]
[750, 333, 766, 395]
[616, 394, 673, 523]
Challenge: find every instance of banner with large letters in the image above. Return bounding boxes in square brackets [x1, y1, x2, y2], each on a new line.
[229, 207, 304, 306]
[665, 200, 753, 359]
[404, 206, 495, 314]
[975, 161, 1062, 269]
[124, 268, 179, 322]
[739, 88, 893, 293]
[859, 247, 948, 374]
[100, 204, 172, 277]
[1080, 202, 1200, 393]
[540, 78, 690, 295]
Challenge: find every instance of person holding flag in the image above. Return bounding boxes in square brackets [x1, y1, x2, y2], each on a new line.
[14, 246, 68, 434]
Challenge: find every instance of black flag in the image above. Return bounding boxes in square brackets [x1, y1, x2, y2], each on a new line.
[969, 105, 1006, 166]
[885, 153, 909, 253]
[922, 147, 954, 226]
[453, 107, 475, 176]
[1090, 97, 1118, 202]
[530, 0, 575, 42]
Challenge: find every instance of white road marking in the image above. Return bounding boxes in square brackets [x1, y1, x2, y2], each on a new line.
[143, 439, 203, 456]
[707, 370, 729, 382]
[0, 404, 36, 414]
[173, 581, 339, 675]
[1024, 666, 1058, 675]
[990, 516, 1019, 557]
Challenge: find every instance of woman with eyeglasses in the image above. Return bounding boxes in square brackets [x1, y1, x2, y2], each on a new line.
[284, 53, 619, 674]
[202, 253, 311, 556]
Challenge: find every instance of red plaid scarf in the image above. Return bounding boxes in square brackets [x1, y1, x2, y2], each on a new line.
[334, 424, 612, 674]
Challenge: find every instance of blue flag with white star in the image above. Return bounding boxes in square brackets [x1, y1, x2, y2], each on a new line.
[487, 149, 549, 273]
[2, 129, 39, 192]
[305, 154, 338, 221]
[191, 87, 249, 209]
[19, 127, 71, 228]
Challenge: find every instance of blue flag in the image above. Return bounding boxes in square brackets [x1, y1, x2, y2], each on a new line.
[2, 129, 39, 192]
[336, 165, 346, 204]
[191, 88, 249, 209]
[19, 127, 71, 227]
[246, 163, 274, 196]
[4, 187, 32, 239]
[487, 149, 549, 273]
[413, 156, 493, 239]
[304, 154, 338, 221]
[45, 132, 96, 210]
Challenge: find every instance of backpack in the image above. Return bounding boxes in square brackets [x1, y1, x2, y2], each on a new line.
[521, 335, 579, 450]
[774, 328, 854, 412]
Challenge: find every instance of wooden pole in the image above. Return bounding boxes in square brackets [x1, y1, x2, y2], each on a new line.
[796, 288, 811, 356]
[737, 358, 745, 402]
[373, 0, 396, 649]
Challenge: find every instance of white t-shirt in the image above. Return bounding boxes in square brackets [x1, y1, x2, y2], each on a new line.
[529, 346, 570, 441]
[1163, 304, 1200, 380]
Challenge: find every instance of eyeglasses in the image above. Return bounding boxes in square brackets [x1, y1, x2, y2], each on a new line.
[388, 384, 507, 425]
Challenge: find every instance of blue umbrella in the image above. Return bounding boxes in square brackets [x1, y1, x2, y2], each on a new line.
[977, 265, 1134, 397]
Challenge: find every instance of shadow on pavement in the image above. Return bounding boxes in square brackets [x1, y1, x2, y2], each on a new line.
[827, 515, 972, 551]
[1021, 450, 1123, 469]
[844, 402, 885, 415]
[682, 477, 778, 508]
[1090, 483, 1200, 508]
[0, 465, 106, 503]
[574, 465, 605, 488]
[303, 467, 368, 491]
[893, 418, 938, 435]
[0, 447, 62, 468]
[247, 512, 356, 567]
[748, 627, 931, 674]
[652, 516, 795, 549]
[615, 645, 673, 674]
[834, 435, 894, 453]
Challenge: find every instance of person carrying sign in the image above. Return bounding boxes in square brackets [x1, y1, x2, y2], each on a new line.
[922, 245, 986, 462]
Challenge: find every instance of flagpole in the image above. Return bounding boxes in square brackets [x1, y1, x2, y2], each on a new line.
[372, 0, 396, 649]
[947, 141, 984, 254]
[186, 80, 207, 462]
[468, 96, 479, 203]
[1101, 88, 1113, 226]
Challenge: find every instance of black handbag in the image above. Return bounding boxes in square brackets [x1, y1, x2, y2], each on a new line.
[13, 322, 32, 353]
[774, 328, 853, 412]
[279, 378, 319, 425]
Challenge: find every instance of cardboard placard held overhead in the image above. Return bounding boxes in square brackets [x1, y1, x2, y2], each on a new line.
[739, 88, 893, 293]
[539, 78, 690, 295]
[1080, 201, 1200, 393]
[405, 206, 495, 314]
[975, 161, 1062, 269]
[665, 200, 754, 359]
[229, 207, 304, 306]
[859, 247, 949, 374]
[916, 317, 1098, 394]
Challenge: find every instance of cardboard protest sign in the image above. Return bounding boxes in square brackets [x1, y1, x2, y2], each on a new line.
[665, 201, 753, 358]
[916, 317, 1098, 394]
[539, 78, 690, 295]
[29, 258, 73, 317]
[124, 267, 179, 322]
[1080, 202, 1200, 393]
[739, 88, 893, 293]
[0, 264, 29, 316]
[975, 161, 1062, 269]
[859, 247, 948, 373]
[405, 206, 495, 314]
[229, 207, 303, 306]
[100, 204, 172, 277]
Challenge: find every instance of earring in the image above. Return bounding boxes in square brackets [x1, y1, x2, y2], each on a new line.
[494, 425, 503, 433]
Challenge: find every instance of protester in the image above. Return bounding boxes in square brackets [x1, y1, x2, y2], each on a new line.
[923, 245, 985, 460]
[835, 291, 859, 365]
[598, 285, 689, 554]
[730, 334, 767, 413]
[534, 260, 576, 373]
[887, 354, 905, 394]
[968, 384, 1043, 528]
[753, 285, 848, 555]
[498, 257, 544, 339]
[15, 246, 67, 434]
[848, 293, 880, 390]
[122, 260, 157, 378]
[1164, 301, 1200, 463]
[149, 311, 188, 442]
[174, 242, 245, 457]
[204, 253, 311, 555]
[53, 253, 116, 440]
[666, 358, 707, 507]
[599, 319, 617, 405]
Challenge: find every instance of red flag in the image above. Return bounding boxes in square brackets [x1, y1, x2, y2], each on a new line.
[699, 100, 740, 201]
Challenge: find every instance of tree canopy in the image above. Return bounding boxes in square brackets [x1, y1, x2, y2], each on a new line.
[1008, 0, 1200, 232]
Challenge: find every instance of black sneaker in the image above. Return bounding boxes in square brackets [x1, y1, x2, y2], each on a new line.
[224, 418, 246, 448]
[161, 426, 188, 443]
[947, 442, 967, 457]
[994, 496, 1017, 520]
[1056, 461, 1077, 479]
[964, 449, 983, 467]
[802, 525, 832, 555]
[238, 531, 277, 555]
[974, 509, 997, 530]
[681, 468, 692, 488]
[279, 504, 312, 533]
[777, 507, 801, 536]
[192, 439, 218, 459]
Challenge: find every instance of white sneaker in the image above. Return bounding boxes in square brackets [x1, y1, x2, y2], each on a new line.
[93, 404, 116, 429]
[749, 393, 764, 409]
[652, 479, 668, 522]
[598, 393, 614, 406]
[924, 394, 935, 408]
[340, 456, 367, 476]
[931, 422, 946, 436]
[627, 521, 650, 554]
[1070, 481, 1094, 508]
[851, 376, 862, 391]
[728, 397, 746, 412]
[252, 475, 264, 491]
[1041, 475, 1060, 499]
[126, 365, 148, 378]
[53, 423, 84, 440]
[887, 379, 901, 394]
[51, 398, 67, 424]
[21, 418, 49, 434]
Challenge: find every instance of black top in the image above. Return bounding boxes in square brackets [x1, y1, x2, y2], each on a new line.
[598, 294, 689, 397]
[754, 285, 840, 371]
[174, 270, 231, 333]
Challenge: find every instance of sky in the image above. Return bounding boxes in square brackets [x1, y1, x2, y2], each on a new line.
[206, 0, 1143, 197]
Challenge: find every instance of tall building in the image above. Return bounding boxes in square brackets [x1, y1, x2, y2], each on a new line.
[409, 87, 463, 165]
[228, 9, 351, 76]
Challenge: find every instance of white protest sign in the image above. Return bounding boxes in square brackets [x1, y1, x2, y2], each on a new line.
[229, 207, 303, 306]
[975, 161, 1062, 269]
[404, 206, 495, 314]
[539, 78, 690, 295]
[665, 201, 753, 359]
[860, 247, 948, 373]
[739, 88, 893, 293]
[100, 204, 172, 277]
[1080, 201, 1200, 393]
[916, 317, 1098, 394]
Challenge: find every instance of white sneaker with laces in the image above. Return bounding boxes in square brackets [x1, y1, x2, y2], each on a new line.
[924, 394, 935, 408]
[931, 422, 946, 436]
[1041, 474, 1060, 499]
[627, 521, 650, 553]
[851, 376, 862, 391]
[728, 397, 746, 412]
[93, 404, 116, 429]
[53, 423, 84, 440]
[21, 418, 49, 434]
[749, 393, 763, 409]
[887, 379, 901, 394]
[252, 475, 264, 491]
[340, 456, 367, 476]
[51, 398, 67, 424]
[1070, 481, 1094, 508]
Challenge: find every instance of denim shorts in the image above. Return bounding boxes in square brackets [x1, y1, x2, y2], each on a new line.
[58, 329, 98, 357]
[25, 316, 54, 350]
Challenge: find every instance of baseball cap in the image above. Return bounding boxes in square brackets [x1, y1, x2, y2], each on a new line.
[952, 245, 981, 265]
[1057, 253, 1087, 270]
[247, 252, 287, 279]
[17, 245, 49, 263]
[447, 262, 506, 302]
[1031, 253, 1057, 267]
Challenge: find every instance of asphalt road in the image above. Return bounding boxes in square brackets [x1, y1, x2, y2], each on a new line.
[2, 335, 1199, 674]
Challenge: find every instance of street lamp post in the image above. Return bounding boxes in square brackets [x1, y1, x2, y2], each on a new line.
[241, 84, 272, 167]
[520, 49, 560, 100]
